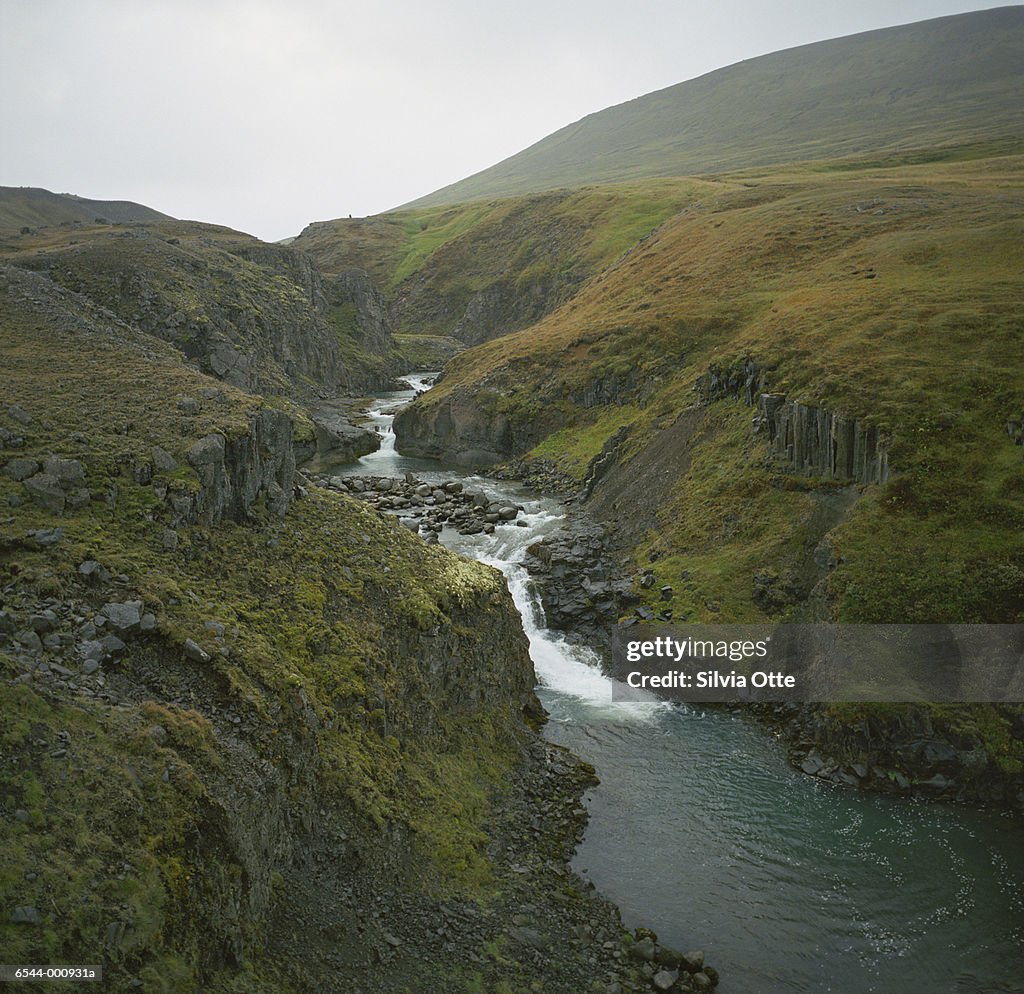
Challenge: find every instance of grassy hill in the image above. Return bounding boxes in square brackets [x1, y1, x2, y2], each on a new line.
[295, 179, 711, 344]
[0, 186, 172, 230]
[395, 151, 1024, 628]
[0, 218, 408, 394]
[406, 6, 1024, 208]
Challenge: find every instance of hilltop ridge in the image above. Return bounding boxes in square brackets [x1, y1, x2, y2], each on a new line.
[0, 186, 173, 230]
[405, 6, 1024, 207]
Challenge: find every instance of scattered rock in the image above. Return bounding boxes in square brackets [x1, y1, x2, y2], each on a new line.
[32, 527, 64, 546]
[43, 455, 86, 488]
[23, 472, 65, 513]
[102, 601, 143, 631]
[184, 638, 210, 663]
[653, 969, 678, 991]
[78, 560, 111, 583]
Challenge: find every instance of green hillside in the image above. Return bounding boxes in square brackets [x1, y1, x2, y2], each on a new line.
[395, 152, 1024, 627]
[295, 179, 710, 344]
[406, 6, 1024, 208]
[0, 187, 172, 230]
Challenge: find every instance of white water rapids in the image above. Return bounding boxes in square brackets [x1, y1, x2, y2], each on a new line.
[318, 375, 1024, 994]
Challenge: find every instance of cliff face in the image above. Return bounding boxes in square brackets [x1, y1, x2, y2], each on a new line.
[0, 262, 555, 992]
[393, 395, 513, 466]
[0, 221, 404, 398]
[698, 359, 890, 484]
[183, 409, 296, 525]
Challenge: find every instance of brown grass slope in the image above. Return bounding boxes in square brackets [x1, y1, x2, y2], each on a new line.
[295, 180, 711, 345]
[400, 153, 1024, 626]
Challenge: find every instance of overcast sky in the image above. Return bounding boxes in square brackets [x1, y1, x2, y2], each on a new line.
[0, 0, 1006, 240]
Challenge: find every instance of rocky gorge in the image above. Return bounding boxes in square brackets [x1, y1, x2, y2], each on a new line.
[0, 257, 733, 992]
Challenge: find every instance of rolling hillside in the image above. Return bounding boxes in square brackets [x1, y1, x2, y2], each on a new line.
[393, 152, 1024, 625]
[0, 186, 173, 230]
[406, 6, 1024, 208]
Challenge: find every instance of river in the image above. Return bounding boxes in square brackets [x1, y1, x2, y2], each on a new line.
[324, 376, 1024, 994]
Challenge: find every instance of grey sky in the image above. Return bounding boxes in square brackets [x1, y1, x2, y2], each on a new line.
[0, 0, 1006, 241]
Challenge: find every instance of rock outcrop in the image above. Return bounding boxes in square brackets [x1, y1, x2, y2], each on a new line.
[393, 395, 541, 467]
[184, 408, 296, 525]
[307, 406, 381, 464]
[698, 358, 890, 484]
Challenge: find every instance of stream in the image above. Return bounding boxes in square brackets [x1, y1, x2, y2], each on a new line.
[325, 375, 1024, 994]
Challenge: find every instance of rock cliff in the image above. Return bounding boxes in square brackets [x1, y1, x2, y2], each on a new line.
[698, 359, 890, 484]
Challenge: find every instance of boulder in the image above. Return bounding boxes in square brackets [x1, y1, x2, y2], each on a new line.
[23, 472, 65, 513]
[3, 457, 39, 481]
[102, 601, 143, 631]
[43, 456, 86, 488]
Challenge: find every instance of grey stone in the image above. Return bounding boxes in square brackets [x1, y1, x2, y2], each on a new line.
[16, 629, 42, 652]
[140, 613, 157, 632]
[176, 395, 201, 415]
[3, 457, 39, 481]
[66, 489, 90, 510]
[43, 456, 86, 488]
[78, 560, 110, 583]
[14, 808, 30, 823]
[8, 404, 32, 424]
[161, 528, 179, 551]
[681, 950, 705, 973]
[79, 641, 105, 662]
[508, 926, 548, 950]
[100, 635, 126, 655]
[23, 472, 65, 513]
[653, 970, 677, 992]
[105, 920, 128, 948]
[800, 755, 825, 776]
[33, 527, 64, 546]
[30, 610, 58, 633]
[184, 638, 210, 663]
[102, 601, 143, 631]
[187, 433, 225, 467]
[11, 906, 42, 925]
[0, 610, 15, 634]
[81, 659, 100, 675]
[631, 937, 657, 962]
[692, 973, 713, 991]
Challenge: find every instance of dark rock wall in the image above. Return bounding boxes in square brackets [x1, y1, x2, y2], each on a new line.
[699, 359, 890, 484]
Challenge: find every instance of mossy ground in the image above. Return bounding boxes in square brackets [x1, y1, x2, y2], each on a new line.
[0, 274, 533, 990]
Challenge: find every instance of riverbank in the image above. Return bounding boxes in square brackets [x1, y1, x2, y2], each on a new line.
[316, 376, 1023, 993]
